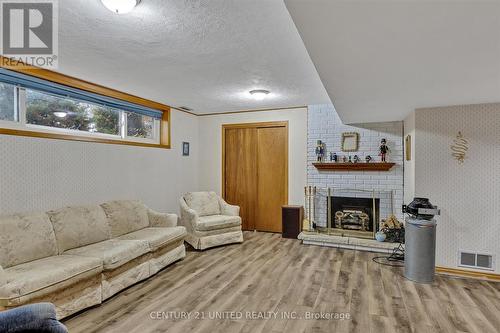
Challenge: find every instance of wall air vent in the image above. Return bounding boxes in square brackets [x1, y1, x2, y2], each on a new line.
[178, 106, 194, 112]
[458, 251, 494, 271]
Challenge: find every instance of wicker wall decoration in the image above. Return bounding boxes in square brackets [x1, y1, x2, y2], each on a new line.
[450, 131, 469, 164]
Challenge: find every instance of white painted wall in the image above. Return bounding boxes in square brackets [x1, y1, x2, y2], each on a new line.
[403, 111, 416, 204]
[414, 103, 500, 273]
[0, 110, 199, 216]
[197, 108, 308, 205]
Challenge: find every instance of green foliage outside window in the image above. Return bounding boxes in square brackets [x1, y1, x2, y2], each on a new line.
[1, 87, 154, 140]
[26, 91, 92, 131]
[93, 108, 120, 135]
[0, 83, 16, 121]
[127, 112, 153, 138]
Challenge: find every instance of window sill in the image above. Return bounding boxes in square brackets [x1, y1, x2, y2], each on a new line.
[0, 127, 170, 149]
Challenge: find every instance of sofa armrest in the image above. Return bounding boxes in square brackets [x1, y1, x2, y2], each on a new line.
[219, 198, 240, 217]
[148, 209, 178, 227]
[179, 198, 199, 231]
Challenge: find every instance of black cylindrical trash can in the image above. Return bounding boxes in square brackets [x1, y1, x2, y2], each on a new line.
[404, 218, 437, 283]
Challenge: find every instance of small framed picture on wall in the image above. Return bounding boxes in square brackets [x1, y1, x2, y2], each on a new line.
[341, 132, 359, 152]
[182, 142, 190, 156]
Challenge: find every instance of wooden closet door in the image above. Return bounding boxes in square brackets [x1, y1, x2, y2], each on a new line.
[223, 128, 257, 231]
[255, 126, 288, 233]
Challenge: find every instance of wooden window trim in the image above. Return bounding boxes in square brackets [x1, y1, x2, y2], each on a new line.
[0, 56, 171, 149]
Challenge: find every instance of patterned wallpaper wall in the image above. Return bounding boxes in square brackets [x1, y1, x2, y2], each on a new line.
[307, 104, 404, 227]
[415, 103, 500, 272]
[0, 110, 199, 216]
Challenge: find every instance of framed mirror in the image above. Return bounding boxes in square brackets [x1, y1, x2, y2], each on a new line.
[341, 132, 359, 152]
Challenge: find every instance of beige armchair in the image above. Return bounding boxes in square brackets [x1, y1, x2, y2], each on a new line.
[180, 192, 243, 250]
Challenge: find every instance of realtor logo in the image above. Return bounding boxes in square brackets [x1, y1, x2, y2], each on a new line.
[0, 0, 58, 69]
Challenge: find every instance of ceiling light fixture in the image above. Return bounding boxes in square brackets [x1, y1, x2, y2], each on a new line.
[101, 0, 141, 14]
[249, 89, 270, 101]
[53, 111, 68, 118]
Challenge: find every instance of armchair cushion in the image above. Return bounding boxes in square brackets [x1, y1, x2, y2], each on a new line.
[64, 239, 149, 271]
[0, 255, 102, 302]
[0, 213, 58, 269]
[48, 205, 111, 253]
[118, 227, 187, 251]
[101, 201, 149, 237]
[183, 192, 220, 217]
[197, 215, 241, 231]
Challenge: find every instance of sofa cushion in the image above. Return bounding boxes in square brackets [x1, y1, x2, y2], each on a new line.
[118, 227, 187, 251]
[48, 205, 111, 253]
[64, 239, 150, 270]
[0, 213, 58, 268]
[197, 215, 242, 231]
[184, 192, 221, 217]
[100, 200, 149, 237]
[0, 255, 102, 301]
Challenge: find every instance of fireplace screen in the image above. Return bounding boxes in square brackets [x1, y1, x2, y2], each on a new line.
[331, 196, 379, 233]
[303, 187, 396, 240]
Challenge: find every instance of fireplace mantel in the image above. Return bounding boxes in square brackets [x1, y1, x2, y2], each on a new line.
[313, 162, 396, 171]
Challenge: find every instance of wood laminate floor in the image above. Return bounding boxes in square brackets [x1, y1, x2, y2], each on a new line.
[64, 231, 500, 333]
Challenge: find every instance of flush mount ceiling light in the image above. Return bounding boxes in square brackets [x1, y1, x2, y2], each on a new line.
[101, 0, 141, 14]
[249, 89, 270, 101]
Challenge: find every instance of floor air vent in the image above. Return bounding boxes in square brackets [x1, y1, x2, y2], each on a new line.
[459, 251, 494, 270]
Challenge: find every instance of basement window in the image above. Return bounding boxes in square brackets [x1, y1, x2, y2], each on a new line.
[0, 68, 169, 148]
[8, 87, 160, 143]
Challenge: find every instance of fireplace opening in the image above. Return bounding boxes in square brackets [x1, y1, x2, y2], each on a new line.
[329, 196, 380, 234]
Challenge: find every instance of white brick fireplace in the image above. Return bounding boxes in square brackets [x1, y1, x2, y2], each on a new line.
[307, 104, 404, 229]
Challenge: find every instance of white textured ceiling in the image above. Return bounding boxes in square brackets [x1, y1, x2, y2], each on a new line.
[285, 0, 500, 123]
[57, 0, 330, 114]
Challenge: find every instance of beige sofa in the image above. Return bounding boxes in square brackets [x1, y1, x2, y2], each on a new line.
[0, 201, 186, 319]
[180, 192, 243, 250]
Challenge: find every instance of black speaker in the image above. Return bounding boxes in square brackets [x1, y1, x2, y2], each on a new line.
[282, 205, 304, 239]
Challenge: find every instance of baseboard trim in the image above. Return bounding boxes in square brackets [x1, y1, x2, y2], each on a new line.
[436, 266, 500, 281]
[302, 239, 394, 254]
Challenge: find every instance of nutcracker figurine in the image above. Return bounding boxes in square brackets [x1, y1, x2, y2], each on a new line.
[379, 138, 390, 162]
[315, 140, 326, 162]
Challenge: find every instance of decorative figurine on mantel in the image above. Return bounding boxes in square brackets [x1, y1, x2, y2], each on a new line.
[315, 140, 326, 162]
[379, 138, 390, 162]
[353, 155, 361, 163]
[342, 155, 348, 163]
[365, 155, 372, 163]
[330, 152, 338, 162]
